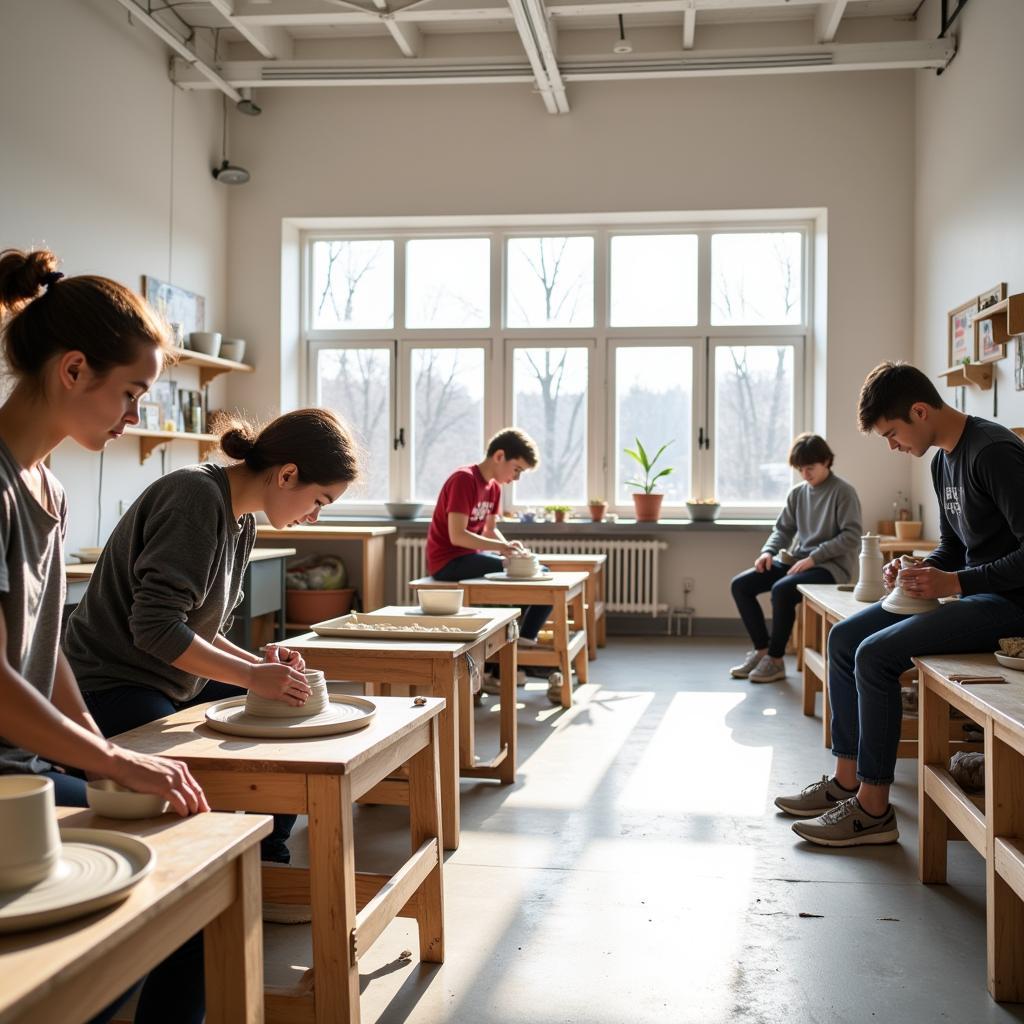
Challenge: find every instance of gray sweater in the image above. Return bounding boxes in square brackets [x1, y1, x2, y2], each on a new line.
[761, 473, 862, 583]
[65, 464, 255, 703]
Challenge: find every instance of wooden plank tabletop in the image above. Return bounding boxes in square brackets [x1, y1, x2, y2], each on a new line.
[64, 546, 296, 580]
[413, 571, 589, 591]
[112, 694, 445, 775]
[283, 606, 519, 658]
[256, 525, 396, 540]
[534, 553, 607, 566]
[915, 653, 1024, 737]
[797, 582, 871, 622]
[0, 809, 269, 1022]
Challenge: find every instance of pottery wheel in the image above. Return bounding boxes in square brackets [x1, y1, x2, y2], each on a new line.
[205, 694, 376, 738]
[482, 572, 555, 583]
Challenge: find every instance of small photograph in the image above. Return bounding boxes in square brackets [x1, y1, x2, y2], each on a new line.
[947, 297, 977, 366]
[977, 316, 1005, 363]
[138, 401, 161, 431]
[149, 380, 177, 431]
[976, 282, 1007, 311]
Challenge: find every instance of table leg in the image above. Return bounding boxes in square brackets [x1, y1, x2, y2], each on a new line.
[204, 844, 263, 1024]
[552, 596, 573, 708]
[458, 656, 475, 771]
[363, 537, 386, 612]
[918, 670, 950, 884]
[584, 576, 597, 660]
[498, 639, 518, 785]
[408, 716, 445, 963]
[596, 566, 607, 648]
[434, 660, 461, 850]
[821, 617, 833, 749]
[571, 590, 589, 686]
[307, 774, 360, 1024]
[801, 602, 820, 717]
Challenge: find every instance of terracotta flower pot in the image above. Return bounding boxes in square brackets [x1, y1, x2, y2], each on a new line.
[632, 493, 664, 523]
[589, 503, 607, 523]
[285, 587, 355, 626]
[554, 510, 567, 523]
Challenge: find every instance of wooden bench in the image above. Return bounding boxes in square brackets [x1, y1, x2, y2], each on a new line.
[533, 553, 607, 659]
[916, 653, 1024, 1002]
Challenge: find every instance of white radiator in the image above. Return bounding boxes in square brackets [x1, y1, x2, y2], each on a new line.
[395, 535, 668, 615]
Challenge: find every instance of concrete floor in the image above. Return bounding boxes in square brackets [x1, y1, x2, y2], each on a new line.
[267, 638, 1024, 1024]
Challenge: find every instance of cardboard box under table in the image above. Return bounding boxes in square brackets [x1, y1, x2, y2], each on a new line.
[113, 695, 446, 1024]
[409, 572, 589, 708]
[0, 808, 269, 1024]
[283, 606, 520, 851]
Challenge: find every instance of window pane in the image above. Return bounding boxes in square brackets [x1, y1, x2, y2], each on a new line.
[714, 346, 794, 506]
[711, 232, 802, 326]
[311, 240, 394, 330]
[506, 237, 594, 328]
[610, 235, 698, 327]
[316, 348, 390, 502]
[615, 347, 692, 505]
[411, 348, 485, 501]
[512, 347, 587, 505]
[405, 239, 489, 329]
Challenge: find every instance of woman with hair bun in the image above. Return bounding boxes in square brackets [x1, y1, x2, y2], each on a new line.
[65, 406, 360, 878]
[0, 247, 208, 1024]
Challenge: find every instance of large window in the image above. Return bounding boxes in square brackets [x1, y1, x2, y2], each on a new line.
[305, 222, 809, 516]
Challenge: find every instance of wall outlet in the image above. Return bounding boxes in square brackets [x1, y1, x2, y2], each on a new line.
[117, 500, 128, 517]
[682, 576, 695, 594]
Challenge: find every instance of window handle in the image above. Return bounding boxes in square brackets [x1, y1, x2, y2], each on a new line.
[393, 427, 405, 451]
[703, 430, 710, 450]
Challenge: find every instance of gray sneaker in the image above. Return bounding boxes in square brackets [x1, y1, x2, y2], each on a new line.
[748, 655, 786, 683]
[791, 797, 900, 847]
[730, 650, 764, 678]
[774, 775, 857, 818]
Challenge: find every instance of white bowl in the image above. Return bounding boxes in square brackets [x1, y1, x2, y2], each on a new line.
[385, 501, 423, 520]
[86, 779, 169, 820]
[219, 338, 246, 363]
[75, 547, 104, 563]
[686, 501, 720, 522]
[506, 555, 540, 578]
[419, 589, 464, 615]
[188, 331, 222, 357]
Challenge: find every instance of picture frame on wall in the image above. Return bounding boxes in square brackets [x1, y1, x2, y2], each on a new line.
[977, 316, 1005, 363]
[977, 282, 1007, 312]
[149, 380, 178, 431]
[141, 276, 206, 343]
[948, 297, 978, 366]
[1016, 338, 1024, 391]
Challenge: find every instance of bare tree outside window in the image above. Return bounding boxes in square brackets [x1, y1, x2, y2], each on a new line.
[506, 237, 594, 329]
[411, 348, 485, 500]
[317, 348, 390, 502]
[312, 240, 394, 330]
[714, 346, 794, 505]
[406, 239, 489, 329]
[711, 232, 802, 326]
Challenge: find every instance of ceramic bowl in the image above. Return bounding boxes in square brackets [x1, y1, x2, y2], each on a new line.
[506, 555, 540, 578]
[894, 520, 923, 540]
[420, 589, 464, 615]
[385, 501, 423, 520]
[0, 776, 61, 891]
[188, 331, 222, 357]
[218, 338, 246, 363]
[86, 779, 169, 820]
[686, 501, 720, 522]
[75, 547, 104, 563]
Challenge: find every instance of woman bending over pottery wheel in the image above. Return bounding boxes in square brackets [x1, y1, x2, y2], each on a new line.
[0, 248, 210, 1024]
[66, 408, 359, 877]
[730, 433, 862, 683]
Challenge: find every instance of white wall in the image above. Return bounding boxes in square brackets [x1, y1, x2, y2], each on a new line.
[0, 0, 229, 553]
[913, 0, 1024, 538]
[224, 66, 917, 616]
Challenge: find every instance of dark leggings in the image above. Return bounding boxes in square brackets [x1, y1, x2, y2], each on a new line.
[84, 680, 296, 864]
[730, 561, 835, 658]
[433, 552, 553, 640]
[42, 771, 205, 1024]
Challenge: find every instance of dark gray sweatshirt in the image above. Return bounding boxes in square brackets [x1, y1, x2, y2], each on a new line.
[761, 473, 862, 583]
[65, 464, 254, 703]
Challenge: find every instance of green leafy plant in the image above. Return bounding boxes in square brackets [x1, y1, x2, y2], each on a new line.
[544, 504, 572, 513]
[625, 437, 674, 494]
[588, 497, 607, 505]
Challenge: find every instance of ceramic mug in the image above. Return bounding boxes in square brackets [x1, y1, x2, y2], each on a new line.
[0, 775, 61, 891]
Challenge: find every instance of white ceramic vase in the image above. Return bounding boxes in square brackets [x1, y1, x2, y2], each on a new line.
[853, 533, 885, 603]
[881, 555, 941, 615]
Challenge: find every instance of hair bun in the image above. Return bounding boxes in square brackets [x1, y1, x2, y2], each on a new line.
[0, 248, 59, 314]
[219, 422, 258, 462]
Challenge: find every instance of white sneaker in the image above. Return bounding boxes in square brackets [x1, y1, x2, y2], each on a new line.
[730, 649, 764, 678]
[748, 655, 786, 683]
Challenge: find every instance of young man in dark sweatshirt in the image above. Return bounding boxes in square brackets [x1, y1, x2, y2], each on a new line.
[775, 361, 1024, 846]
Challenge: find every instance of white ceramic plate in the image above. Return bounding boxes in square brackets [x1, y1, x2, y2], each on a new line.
[204, 694, 376, 738]
[403, 607, 476, 617]
[482, 572, 555, 583]
[994, 651, 1024, 671]
[312, 613, 491, 641]
[0, 828, 154, 934]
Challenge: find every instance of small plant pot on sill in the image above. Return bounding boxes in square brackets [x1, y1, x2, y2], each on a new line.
[632, 493, 664, 523]
[285, 587, 355, 626]
[589, 502, 608, 523]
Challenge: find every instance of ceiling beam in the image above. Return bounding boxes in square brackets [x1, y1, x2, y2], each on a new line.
[382, 13, 424, 55]
[506, 0, 559, 113]
[814, 0, 848, 43]
[523, 0, 569, 111]
[682, 2, 695, 49]
[206, 0, 294, 58]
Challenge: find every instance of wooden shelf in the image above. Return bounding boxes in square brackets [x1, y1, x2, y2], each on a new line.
[971, 293, 1024, 347]
[938, 362, 993, 390]
[171, 348, 254, 388]
[123, 427, 219, 465]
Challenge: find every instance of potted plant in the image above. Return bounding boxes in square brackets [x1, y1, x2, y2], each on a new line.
[544, 504, 572, 524]
[284, 555, 355, 626]
[588, 497, 608, 523]
[625, 437, 674, 523]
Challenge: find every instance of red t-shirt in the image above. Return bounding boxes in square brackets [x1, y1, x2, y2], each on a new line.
[425, 465, 502, 575]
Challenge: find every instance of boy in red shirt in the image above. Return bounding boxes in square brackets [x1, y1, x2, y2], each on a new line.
[426, 428, 552, 684]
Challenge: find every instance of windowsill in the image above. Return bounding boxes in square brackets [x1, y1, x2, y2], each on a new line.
[319, 515, 774, 532]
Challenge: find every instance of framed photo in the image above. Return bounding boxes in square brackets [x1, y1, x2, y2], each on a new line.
[139, 401, 161, 431]
[948, 297, 978, 366]
[977, 316, 1005, 363]
[149, 380, 177, 431]
[977, 282, 1007, 312]
[141, 276, 205, 343]
[1016, 338, 1024, 391]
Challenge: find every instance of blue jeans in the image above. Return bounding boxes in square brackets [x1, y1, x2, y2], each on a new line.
[37, 771, 205, 1024]
[730, 561, 835, 658]
[433, 552, 553, 640]
[84, 680, 296, 863]
[828, 594, 1024, 785]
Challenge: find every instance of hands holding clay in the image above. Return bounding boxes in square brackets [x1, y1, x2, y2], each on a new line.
[247, 646, 312, 707]
[107, 748, 209, 817]
[268, 644, 306, 673]
[502, 541, 527, 557]
[893, 564, 961, 600]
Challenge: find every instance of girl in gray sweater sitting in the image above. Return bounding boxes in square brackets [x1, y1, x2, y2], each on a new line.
[730, 433, 862, 683]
